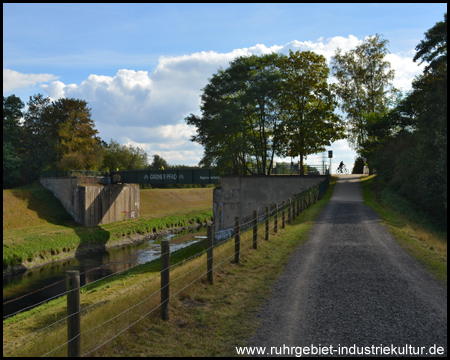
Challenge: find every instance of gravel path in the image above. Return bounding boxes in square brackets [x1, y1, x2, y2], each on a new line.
[248, 175, 447, 357]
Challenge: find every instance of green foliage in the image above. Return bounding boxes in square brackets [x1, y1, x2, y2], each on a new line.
[3, 95, 25, 188]
[20, 94, 53, 183]
[279, 50, 345, 174]
[186, 53, 285, 175]
[149, 154, 169, 170]
[352, 156, 365, 174]
[331, 34, 397, 163]
[414, 12, 447, 74]
[102, 139, 148, 171]
[52, 98, 103, 170]
[369, 13, 447, 231]
[4, 93, 151, 187]
[186, 51, 344, 176]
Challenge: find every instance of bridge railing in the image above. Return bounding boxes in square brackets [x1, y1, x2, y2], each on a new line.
[272, 164, 329, 175]
[40, 170, 107, 177]
[109, 169, 220, 185]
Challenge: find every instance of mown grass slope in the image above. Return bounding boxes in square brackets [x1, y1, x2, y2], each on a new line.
[3, 182, 213, 270]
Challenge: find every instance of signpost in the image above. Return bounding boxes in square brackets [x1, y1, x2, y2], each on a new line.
[328, 150, 333, 175]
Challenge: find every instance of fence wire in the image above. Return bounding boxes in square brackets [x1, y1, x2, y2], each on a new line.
[4, 185, 323, 357]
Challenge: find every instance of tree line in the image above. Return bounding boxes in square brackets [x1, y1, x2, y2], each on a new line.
[362, 13, 447, 230]
[3, 95, 171, 188]
[185, 13, 446, 229]
[185, 50, 345, 175]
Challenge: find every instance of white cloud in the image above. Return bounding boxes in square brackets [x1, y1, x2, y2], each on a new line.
[122, 126, 203, 166]
[386, 53, 424, 91]
[34, 35, 422, 166]
[3, 69, 59, 92]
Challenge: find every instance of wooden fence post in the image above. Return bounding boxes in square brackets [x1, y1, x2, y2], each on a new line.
[66, 270, 81, 358]
[282, 201, 285, 229]
[292, 197, 296, 221]
[287, 199, 291, 225]
[265, 206, 269, 241]
[253, 210, 258, 249]
[207, 225, 214, 285]
[234, 217, 240, 264]
[274, 203, 278, 234]
[161, 240, 170, 320]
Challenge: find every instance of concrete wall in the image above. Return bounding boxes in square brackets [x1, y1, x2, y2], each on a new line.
[213, 175, 326, 241]
[40, 177, 140, 227]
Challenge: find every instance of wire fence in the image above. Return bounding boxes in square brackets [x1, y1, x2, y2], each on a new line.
[3, 184, 324, 357]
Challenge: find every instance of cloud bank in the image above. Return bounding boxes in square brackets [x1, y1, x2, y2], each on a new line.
[3, 36, 425, 166]
[3, 69, 59, 92]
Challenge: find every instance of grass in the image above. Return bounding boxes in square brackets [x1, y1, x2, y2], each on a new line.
[3, 182, 213, 271]
[360, 175, 447, 286]
[3, 179, 336, 357]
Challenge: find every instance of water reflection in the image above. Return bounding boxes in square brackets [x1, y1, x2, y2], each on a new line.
[3, 227, 206, 319]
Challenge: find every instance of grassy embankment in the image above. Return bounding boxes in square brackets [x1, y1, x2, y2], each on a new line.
[360, 175, 447, 286]
[3, 182, 213, 271]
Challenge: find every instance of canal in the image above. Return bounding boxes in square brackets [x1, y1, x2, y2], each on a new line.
[3, 227, 206, 319]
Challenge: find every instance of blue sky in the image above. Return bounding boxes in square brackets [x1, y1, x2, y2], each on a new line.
[3, 3, 447, 170]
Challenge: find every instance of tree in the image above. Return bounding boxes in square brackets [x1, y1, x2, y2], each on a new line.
[3, 95, 25, 187]
[331, 34, 397, 170]
[279, 50, 344, 174]
[21, 94, 53, 182]
[186, 53, 285, 175]
[149, 154, 169, 170]
[102, 139, 148, 170]
[45, 98, 103, 170]
[414, 12, 447, 74]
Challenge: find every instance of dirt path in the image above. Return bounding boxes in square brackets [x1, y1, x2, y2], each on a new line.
[248, 175, 447, 356]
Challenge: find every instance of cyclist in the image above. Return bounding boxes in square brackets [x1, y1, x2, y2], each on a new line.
[338, 161, 345, 173]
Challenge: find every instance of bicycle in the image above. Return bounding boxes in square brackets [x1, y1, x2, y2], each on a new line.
[336, 165, 349, 174]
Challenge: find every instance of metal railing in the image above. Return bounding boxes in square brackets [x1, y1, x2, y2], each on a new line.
[40, 170, 106, 177]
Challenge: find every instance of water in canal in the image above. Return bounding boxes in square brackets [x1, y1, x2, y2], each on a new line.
[3, 227, 207, 319]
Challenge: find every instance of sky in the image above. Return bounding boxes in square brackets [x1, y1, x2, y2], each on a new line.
[3, 3, 447, 172]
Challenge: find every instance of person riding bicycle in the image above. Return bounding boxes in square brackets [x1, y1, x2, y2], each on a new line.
[338, 161, 345, 172]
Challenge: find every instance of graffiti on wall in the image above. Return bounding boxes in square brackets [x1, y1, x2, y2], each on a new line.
[121, 210, 136, 220]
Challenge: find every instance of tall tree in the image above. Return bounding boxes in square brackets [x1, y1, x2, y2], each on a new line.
[413, 12, 447, 74]
[45, 98, 102, 170]
[279, 50, 344, 174]
[186, 54, 285, 175]
[331, 34, 397, 169]
[21, 94, 52, 182]
[408, 12, 447, 224]
[3, 95, 25, 187]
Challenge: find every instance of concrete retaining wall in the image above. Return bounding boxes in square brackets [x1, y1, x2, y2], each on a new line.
[213, 175, 326, 241]
[40, 177, 140, 227]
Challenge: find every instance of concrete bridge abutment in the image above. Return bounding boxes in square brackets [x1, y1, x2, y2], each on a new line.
[39, 177, 140, 227]
[213, 175, 327, 241]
